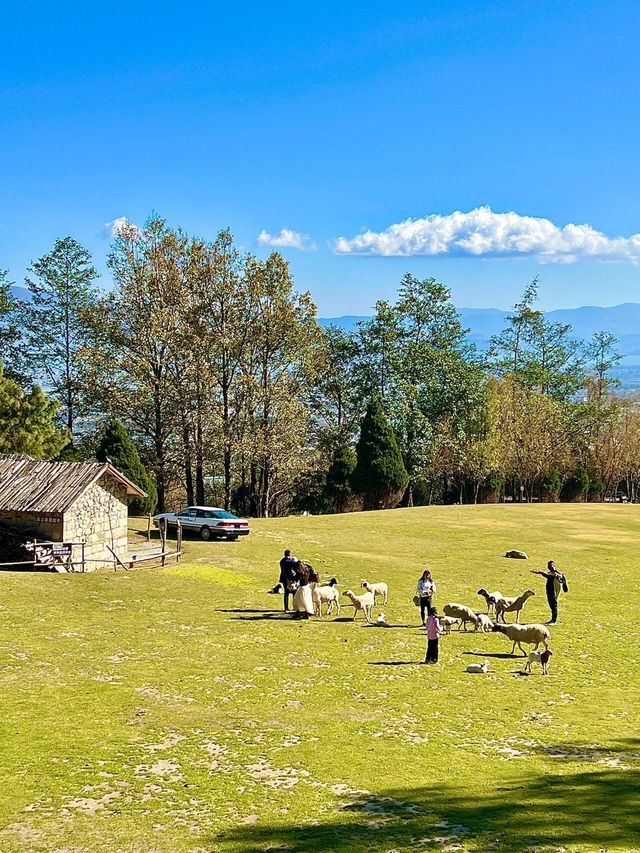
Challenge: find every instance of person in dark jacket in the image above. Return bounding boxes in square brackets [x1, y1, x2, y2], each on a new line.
[279, 549, 298, 612]
[530, 560, 568, 624]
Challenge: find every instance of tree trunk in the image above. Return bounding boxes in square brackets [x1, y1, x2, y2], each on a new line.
[181, 417, 194, 506]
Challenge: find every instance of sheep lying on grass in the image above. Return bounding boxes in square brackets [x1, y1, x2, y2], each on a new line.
[475, 613, 494, 633]
[361, 580, 388, 605]
[438, 615, 460, 634]
[466, 660, 489, 673]
[525, 648, 553, 675]
[343, 589, 375, 622]
[443, 603, 480, 631]
[492, 622, 551, 656]
[313, 581, 340, 617]
[495, 589, 535, 623]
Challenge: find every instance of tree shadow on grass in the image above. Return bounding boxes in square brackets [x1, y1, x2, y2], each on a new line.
[216, 608, 282, 613]
[210, 763, 640, 852]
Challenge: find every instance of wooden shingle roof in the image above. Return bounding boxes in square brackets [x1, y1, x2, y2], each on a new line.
[0, 454, 146, 513]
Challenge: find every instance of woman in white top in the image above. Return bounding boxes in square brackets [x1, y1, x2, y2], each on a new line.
[416, 569, 436, 625]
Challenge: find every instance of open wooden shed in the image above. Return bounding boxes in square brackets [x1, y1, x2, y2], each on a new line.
[0, 454, 146, 570]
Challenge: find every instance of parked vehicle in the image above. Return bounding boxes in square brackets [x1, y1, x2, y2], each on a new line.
[153, 506, 251, 541]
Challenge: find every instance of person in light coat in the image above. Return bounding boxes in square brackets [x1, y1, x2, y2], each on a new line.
[416, 569, 437, 626]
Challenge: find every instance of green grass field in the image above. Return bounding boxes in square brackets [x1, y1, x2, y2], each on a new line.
[1, 504, 638, 853]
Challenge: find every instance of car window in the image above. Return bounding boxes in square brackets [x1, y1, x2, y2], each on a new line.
[178, 509, 197, 518]
[213, 511, 238, 520]
[196, 510, 215, 518]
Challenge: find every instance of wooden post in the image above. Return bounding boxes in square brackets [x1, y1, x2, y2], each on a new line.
[176, 521, 182, 563]
[160, 517, 167, 566]
[147, 512, 152, 541]
[81, 541, 86, 574]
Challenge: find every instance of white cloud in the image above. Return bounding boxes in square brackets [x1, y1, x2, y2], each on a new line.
[102, 216, 139, 238]
[257, 228, 316, 251]
[333, 206, 640, 264]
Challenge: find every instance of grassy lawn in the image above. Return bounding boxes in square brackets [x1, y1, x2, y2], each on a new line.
[1, 504, 638, 853]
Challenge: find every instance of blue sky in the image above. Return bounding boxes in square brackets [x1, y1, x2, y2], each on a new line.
[1, 1, 639, 315]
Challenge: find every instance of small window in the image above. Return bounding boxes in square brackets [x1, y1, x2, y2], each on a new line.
[178, 509, 197, 518]
[213, 510, 238, 520]
[197, 510, 215, 519]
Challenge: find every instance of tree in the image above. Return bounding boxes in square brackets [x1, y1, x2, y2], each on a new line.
[0, 366, 68, 458]
[22, 237, 98, 435]
[488, 278, 541, 381]
[96, 418, 157, 514]
[489, 278, 587, 400]
[0, 270, 26, 384]
[81, 217, 186, 512]
[243, 252, 324, 517]
[586, 331, 622, 404]
[325, 440, 357, 512]
[351, 398, 408, 509]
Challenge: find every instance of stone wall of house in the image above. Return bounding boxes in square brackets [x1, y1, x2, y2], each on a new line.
[0, 510, 63, 542]
[63, 476, 129, 569]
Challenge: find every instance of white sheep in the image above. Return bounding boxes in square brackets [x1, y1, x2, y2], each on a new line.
[494, 589, 535, 623]
[474, 613, 494, 633]
[313, 583, 340, 617]
[438, 615, 460, 634]
[361, 580, 388, 605]
[343, 589, 375, 622]
[466, 660, 490, 673]
[491, 622, 551, 656]
[442, 603, 480, 631]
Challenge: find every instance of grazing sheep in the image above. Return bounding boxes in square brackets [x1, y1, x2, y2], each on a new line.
[491, 622, 551, 656]
[361, 580, 388, 605]
[438, 615, 459, 634]
[319, 577, 339, 587]
[312, 583, 340, 617]
[525, 648, 553, 675]
[343, 589, 375, 622]
[466, 660, 490, 673]
[376, 612, 389, 627]
[495, 589, 535, 623]
[474, 613, 494, 633]
[442, 603, 480, 631]
[477, 588, 505, 618]
[505, 549, 528, 559]
[267, 582, 284, 595]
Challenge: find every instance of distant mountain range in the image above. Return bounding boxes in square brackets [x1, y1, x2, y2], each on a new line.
[318, 304, 640, 388]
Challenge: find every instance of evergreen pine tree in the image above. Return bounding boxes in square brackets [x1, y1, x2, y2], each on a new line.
[351, 398, 408, 509]
[325, 441, 357, 512]
[0, 366, 68, 458]
[96, 419, 157, 514]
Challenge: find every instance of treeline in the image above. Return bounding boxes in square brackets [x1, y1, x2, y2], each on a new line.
[0, 217, 637, 516]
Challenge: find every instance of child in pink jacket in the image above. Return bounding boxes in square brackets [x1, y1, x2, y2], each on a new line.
[424, 606, 442, 664]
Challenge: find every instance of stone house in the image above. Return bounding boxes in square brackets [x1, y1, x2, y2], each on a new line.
[0, 454, 146, 570]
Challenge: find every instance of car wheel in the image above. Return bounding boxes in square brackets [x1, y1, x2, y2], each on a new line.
[200, 526, 211, 541]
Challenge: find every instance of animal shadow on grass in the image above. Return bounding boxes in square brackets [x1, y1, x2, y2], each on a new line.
[211, 761, 640, 852]
[463, 650, 521, 660]
[368, 660, 421, 666]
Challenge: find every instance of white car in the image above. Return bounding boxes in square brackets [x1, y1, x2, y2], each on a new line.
[153, 506, 251, 541]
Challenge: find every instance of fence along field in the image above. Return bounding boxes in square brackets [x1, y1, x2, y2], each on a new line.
[0, 503, 638, 853]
